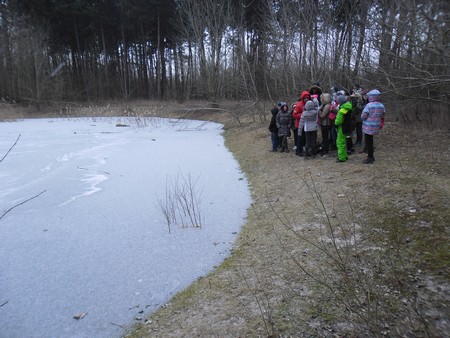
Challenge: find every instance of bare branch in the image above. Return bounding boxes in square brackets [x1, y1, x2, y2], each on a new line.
[0, 134, 21, 164]
[0, 190, 47, 221]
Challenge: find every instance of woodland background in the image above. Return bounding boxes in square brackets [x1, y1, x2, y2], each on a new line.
[0, 0, 449, 125]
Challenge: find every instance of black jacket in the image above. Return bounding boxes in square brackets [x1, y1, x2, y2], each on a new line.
[269, 107, 279, 132]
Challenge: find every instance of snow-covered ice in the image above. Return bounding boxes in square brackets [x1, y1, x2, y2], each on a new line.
[0, 117, 251, 338]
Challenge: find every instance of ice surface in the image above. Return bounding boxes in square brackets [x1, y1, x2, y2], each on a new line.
[0, 117, 251, 338]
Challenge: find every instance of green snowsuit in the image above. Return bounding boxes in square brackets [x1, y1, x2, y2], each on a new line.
[334, 101, 352, 161]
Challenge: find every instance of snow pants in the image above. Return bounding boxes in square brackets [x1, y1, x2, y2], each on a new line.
[336, 125, 347, 161]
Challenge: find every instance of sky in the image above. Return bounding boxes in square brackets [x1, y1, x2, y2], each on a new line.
[0, 117, 251, 338]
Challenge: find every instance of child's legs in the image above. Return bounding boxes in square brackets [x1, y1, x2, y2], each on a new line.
[297, 129, 305, 154]
[356, 122, 363, 144]
[337, 127, 347, 161]
[304, 132, 311, 155]
[310, 130, 317, 154]
[330, 125, 337, 149]
[271, 132, 278, 151]
[321, 125, 330, 153]
[346, 134, 353, 151]
[282, 135, 288, 150]
[365, 134, 374, 159]
[293, 128, 298, 148]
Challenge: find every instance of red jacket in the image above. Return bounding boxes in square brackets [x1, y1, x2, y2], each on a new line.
[293, 91, 311, 129]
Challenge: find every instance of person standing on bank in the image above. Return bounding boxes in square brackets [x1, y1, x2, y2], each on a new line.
[299, 100, 319, 159]
[361, 89, 385, 164]
[276, 102, 292, 153]
[269, 103, 280, 152]
[318, 92, 333, 156]
[309, 83, 322, 106]
[334, 94, 353, 162]
[293, 91, 311, 156]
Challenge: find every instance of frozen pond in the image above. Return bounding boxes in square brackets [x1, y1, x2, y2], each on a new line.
[0, 117, 251, 338]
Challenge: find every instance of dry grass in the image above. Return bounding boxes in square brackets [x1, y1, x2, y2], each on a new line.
[1, 101, 448, 337]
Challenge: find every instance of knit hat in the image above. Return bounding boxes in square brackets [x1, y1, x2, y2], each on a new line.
[336, 94, 347, 105]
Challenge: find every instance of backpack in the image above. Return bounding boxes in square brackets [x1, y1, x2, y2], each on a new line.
[329, 103, 337, 120]
[342, 108, 352, 134]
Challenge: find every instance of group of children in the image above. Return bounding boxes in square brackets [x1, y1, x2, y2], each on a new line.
[268, 83, 385, 164]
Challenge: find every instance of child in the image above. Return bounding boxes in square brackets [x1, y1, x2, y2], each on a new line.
[268, 103, 279, 151]
[299, 100, 319, 159]
[293, 91, 310, 156]
[361, 89, 385, 164]
[318, 93, 332, 156]
[309, 83, 322, 106]
[276, 102, 292, 153]
[334, 94, 352, 162]
[329, 87, 340, 150]
[352, 92, 366, 146]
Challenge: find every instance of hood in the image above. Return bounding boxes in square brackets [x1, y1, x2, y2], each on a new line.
[280, 103, 289, 110]
[300, 91, 311, 101]
[309, 85, 322, 95]
[367, 89, 381, 102]
[320, 93, 331, 105]
[305, 100, 315, 111]
[340, 101, 353, 112]
[337, 94, 347, 105]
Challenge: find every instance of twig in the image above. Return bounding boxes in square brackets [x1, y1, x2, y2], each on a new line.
[0, 301, 8, 307]
[0, 190, 47, 221]
[237, 265, 272, 336]
[0, 134, 21, 164]
[109, 322, 124, 328]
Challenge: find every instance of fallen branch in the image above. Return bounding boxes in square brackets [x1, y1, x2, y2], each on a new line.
[0, 190, 47, 221]
[109, 322, 124, 328]
[0, 134, 21, 164]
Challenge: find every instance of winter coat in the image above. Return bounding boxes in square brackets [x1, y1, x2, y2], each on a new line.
[361, 90, 385, 135]
[319, 93, 332, 127]
[268, 107, 279, 133]
[311, 96, 320, 109]
[335, 100, 352, 133]
[351, 93, 364, 123]
[299, 101, 319, 133]
[276, 105, 292, 137]
[292, 91, 311, 129]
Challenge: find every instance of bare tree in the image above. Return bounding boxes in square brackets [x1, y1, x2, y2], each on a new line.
[14, 24, 52, 110]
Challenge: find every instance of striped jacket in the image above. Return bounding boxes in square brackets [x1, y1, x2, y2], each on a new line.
[361, 90, 385, 135]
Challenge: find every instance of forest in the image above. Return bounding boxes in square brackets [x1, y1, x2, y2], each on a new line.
[0, 0, 449, 124]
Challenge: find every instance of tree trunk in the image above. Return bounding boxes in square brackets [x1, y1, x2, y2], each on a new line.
[353, 3, 368, 78]
[378, 1, 397, 70]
